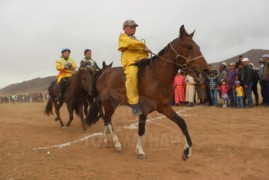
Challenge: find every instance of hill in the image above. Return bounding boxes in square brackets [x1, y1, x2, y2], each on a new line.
[0, 76, 56, 95]
[210, 49, 269, 68]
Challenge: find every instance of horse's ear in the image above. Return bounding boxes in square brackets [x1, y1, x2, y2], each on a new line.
[108, 61, 113, 67]
[190, 30, 195, 38]
[179, 25, 187, 38]
[102, 61, 105, 68]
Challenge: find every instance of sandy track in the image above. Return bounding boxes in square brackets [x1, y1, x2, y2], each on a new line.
[0, 103, 268, 179]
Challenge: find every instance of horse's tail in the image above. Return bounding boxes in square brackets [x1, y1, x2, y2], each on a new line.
[44, 97, 53, 116]
[44, 83, 55, 116]
[85, 100, 101, 126]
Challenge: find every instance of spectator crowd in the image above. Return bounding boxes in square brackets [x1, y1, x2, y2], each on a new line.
[173, 54, 269, 108]
[0, 92, 47, 104]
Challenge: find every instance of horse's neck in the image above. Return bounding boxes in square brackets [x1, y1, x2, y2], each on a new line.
[152, 50, 178, 87]
[66, 73, 81, 97]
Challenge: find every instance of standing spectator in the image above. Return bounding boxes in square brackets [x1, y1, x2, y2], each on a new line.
[235, 80, 244, 108]
[221, 62, 228, 73]
[173, 71, 186, 105]
[197, 74, 207, 104]
[241, 58, 253, 108]
[207, 70, 219, 107]
[236, 55, 244, 68]
[262, 54, 269, 106]
[237, 61, 244, 83]
[185, 75, 196, 107]
[219, 64, 228, 82]
[219, 80, 229, 108]
[249, 63, 259, 106]
[227, 62, 238, 107]
[11, 93, 16, 104]
[218, 64, 228, 98]
[258, 57, 268, 106]
[205, 65, 213, 106]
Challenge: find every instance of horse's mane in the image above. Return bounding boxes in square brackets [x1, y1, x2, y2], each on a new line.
[134, 46, 167, 69]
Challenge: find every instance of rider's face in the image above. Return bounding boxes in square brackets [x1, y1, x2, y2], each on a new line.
[124, 26, 136, 36]
[62, 51, 70, 59]
[85, 51, 92, 59]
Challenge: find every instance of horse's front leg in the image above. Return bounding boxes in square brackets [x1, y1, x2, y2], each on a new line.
[65, 106, 74, 127]
[84, 101, 88, 118]
[136, 114, 147, 159]
[78, 104, 87, 131]
[158, 105, 192, 161]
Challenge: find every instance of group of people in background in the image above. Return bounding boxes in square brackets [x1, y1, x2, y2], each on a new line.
[0, 92, 46, 104]
[173, 54, 269, 108]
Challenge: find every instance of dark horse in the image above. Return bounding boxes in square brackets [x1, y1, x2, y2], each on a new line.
[45, 62, 94, 130]
[82, 61, 113, 117]
[87, 25, 209, 160]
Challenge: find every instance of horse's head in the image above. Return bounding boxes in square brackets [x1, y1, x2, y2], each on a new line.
[172, 25, 209, 82]
[78, 67, 94, 96]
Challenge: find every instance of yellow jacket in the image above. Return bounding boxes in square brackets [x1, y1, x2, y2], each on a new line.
[118, 33, 148, 67]
[56, 57, 77, 83]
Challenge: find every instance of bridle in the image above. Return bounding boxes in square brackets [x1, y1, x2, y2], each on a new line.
[150, 42, 204, 72]
[149, 40, 204, 95]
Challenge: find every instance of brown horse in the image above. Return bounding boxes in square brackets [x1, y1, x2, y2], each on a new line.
[45, 63, 94, 130]
[86, 25, 209, 160]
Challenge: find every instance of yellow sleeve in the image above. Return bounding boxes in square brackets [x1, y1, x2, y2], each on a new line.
[118, 34, 145, 52]
[56, 60, 65, 71]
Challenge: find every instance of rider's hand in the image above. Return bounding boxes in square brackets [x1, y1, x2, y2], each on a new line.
[144, 47, 152, 54]
[65, 63, 72, 69]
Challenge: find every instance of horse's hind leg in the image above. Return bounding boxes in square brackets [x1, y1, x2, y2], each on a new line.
[158, 105, 192, 161]
[136, 114, 147, 159]
[102, 100, 121, 151]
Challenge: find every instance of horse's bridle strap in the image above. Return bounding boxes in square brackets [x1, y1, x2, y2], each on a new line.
[150, 43, 203, 72]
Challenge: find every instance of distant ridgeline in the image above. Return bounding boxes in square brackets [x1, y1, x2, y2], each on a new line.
[0, 76, 56, 95]
[210, 49, 269, 68]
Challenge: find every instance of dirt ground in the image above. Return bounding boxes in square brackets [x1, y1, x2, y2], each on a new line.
[0, 102, 268, 180]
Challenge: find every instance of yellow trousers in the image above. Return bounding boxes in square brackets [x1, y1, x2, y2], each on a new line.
[123, 65, 139, 105]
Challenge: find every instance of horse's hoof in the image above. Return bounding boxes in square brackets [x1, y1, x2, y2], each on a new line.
[182, 153, 188, 161]
[182, 148, 190, 161]
[61, 126, 66, 129]
[103, 138, 109, 144]
[115, 146, 122, 151]
[137, 154, 147, 160]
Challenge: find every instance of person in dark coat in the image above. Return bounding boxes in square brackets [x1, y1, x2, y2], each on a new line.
[241, 58, 254, 108]
[250, 63, 259, 106]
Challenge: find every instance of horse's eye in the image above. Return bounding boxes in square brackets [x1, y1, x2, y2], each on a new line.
[186, 44, 193, 50]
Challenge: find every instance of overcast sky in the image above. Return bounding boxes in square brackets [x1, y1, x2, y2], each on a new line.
[0, 0, 268, 88]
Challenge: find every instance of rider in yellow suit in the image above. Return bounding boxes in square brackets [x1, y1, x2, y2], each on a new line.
[118, 20, 151, 115]
[55, 48, 77, 101]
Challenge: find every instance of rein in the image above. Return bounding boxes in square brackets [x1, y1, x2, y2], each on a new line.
[149, 42, 203, 95]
